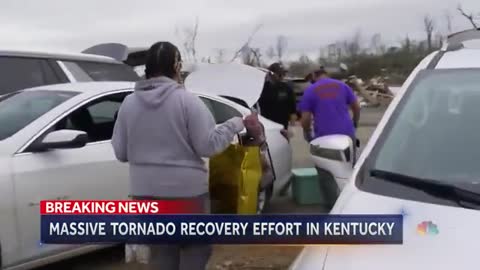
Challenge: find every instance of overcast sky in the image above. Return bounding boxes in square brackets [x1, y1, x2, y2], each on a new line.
[2, 0, 480, 61]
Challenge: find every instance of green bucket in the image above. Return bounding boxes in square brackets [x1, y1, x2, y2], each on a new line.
[291, 168, 339, 206]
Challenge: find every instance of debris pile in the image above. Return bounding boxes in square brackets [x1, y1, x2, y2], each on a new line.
[345, 75, 395, 107]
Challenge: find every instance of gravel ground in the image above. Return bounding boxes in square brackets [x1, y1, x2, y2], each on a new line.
[36, 107, 385, 270]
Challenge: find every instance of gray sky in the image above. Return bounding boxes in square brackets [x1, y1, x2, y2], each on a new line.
[2, 0, 480, 61]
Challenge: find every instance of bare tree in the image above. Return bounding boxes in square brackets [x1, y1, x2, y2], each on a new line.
[370, 33, 383, 55]
[298, 54, 311, 64]
[457, 4, 478, 29]
[317, 48, 329, 65]
[175, 17, 200, 62]
[435, 32, 444, 48]
[327, 43, 337, 61]
[251, 48, 262, 66]
[214, 49, 226, 63]
[444, 11, 453, 33]
[230, 23, 263, 62]
[401, 35, 412, 52]
[240, 47, 252, 65]
[240, 46, 262, 66]
[174, 27, 188, 60]
[343, 30, 362, 58]
[266, 46, 276, 60]
[423, 15, 435, 51]
[289, 54, 315, 76]
[275, 35, 288, 61]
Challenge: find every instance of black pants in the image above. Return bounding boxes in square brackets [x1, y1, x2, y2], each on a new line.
[352, 136, 357, 166]
[131, 194, 212, 270]
[352, 136, 360, 166]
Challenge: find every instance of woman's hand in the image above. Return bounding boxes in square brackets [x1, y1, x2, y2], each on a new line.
[243, 112, 259, 125]
[230, 117, 245, 133]
[303, 129, 313, 142]
[243, 112, 261, 135]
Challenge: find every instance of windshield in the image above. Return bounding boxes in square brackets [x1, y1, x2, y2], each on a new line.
[359, 68, 480, 205]
[0, 90, 76, 140]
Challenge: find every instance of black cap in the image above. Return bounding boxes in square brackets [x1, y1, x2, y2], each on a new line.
[312, 66, 328, 76]
[268, 62, 287, 75]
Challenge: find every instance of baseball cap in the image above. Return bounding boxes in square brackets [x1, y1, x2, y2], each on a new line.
[311, 66, 328, 76]
[268, 62, 287, 75]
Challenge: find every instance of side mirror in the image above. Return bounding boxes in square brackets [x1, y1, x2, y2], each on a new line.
[30, 130, 88, 152]
[309, 135, 354, 191]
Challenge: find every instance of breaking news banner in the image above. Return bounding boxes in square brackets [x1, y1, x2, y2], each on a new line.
[40, 201, 403, 245]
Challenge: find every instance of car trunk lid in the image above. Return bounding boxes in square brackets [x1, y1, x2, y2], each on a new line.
[82, 43, 130, 62]
[184, 63, 267, 108]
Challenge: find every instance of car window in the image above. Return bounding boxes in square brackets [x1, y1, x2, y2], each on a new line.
[54, 92, 129, 143]
[207, 98, 243, 124]
[64, 61, 140, 82]
[0, 57, 60, 95]
[359, 68, 480, 205]
[88, 101, 120, 124]
[61, 61, 92, 81]
[199, 97, 215, 115]
[0, 90, 77, 140]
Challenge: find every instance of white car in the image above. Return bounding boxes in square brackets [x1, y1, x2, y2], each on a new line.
[0, 45, 140, 96]
[290, 29, 480, 269]
[0, 65, 292, 269]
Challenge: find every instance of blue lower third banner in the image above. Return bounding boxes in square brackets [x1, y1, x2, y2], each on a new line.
[41, 215, 403, 245]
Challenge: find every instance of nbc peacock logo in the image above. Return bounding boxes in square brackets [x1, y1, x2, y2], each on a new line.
[417, 221, 439, 236]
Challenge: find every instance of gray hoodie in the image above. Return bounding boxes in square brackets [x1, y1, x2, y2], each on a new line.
[111, 76, 244, 198]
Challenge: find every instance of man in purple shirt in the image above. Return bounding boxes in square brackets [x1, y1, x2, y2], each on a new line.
[299, 67, 361, 142]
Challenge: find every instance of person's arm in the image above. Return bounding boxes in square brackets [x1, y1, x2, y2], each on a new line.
[351, 101, 361, 128]
[287, 85, 298, 125]
[298, 87, 315, 142]
[345, 84, 361, 128]
[290, 113, 298, 125]
[301, 111, 312, 130]
[183, 92, 245, 158]
[111, 101, 128, 163]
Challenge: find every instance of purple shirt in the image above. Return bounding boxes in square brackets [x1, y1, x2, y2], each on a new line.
[298, 78, 357, 138]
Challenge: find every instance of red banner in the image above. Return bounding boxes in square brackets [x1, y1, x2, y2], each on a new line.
[40, 200, 205, 215]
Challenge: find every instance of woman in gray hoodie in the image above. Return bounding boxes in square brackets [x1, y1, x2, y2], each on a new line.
[111, 41, 246, 270]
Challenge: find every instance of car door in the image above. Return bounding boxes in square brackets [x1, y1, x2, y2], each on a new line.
[11, 91, 131, 262]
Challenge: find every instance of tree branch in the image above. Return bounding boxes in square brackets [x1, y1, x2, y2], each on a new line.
[191, 17, 199, 62]
[457, 5, 478, 29]
[275, 35, 288, 61]
[175, 17, 200, 63]
[230, 23, 263, 62]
